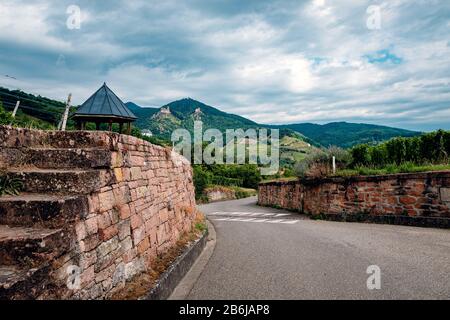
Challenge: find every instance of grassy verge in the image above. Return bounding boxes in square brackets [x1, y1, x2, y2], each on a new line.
[201, 185, 257, 203]
[335, 163, 450, 177]
[231, 186, 257, 199]
[260, 176, 298, 183]
[110, 210, 206, 300]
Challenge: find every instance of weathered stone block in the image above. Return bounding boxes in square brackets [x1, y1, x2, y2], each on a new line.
[112, 263, 125, 287]
[98, 190, 115, 212]
[130, 214, 144, 230]
[118, 220, 131, 240]
[130, 167, 142, 181]
[119, 236, 133, 254]
[132, 225, 146, 245]
[440, 188, 450, 202]
[96, 236, 119, 258]
[75, 221, 87, 241]
[99, 225, 118, 241]
[118, 204, 131, 220]
[79, 250, 97, 271]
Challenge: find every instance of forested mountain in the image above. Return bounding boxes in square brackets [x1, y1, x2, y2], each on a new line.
[1, 86, 420, 149]
[276, 122, 420, 148]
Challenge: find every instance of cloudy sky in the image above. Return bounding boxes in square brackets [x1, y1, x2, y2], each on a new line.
[0, 0, 449, 131]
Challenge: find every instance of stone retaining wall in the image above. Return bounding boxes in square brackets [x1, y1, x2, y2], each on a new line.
[0, 126, 196, 299]
[258, 172, 450, 228]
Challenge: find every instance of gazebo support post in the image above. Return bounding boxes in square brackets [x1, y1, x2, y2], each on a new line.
[119, 122, 123, 134]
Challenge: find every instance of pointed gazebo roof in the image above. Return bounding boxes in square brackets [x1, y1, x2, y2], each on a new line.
[73, 83, 137, 121]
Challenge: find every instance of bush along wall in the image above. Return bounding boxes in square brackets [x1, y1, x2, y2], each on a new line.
[350, 130, 450, 167]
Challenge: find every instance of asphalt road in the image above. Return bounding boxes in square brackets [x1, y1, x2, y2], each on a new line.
[186, 197, 450, 300]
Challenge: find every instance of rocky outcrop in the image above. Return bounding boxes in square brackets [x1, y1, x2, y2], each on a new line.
[203, 187, 236, 202]
[0, 126, 196, 299]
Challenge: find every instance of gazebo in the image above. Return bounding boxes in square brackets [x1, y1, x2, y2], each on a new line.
[72, 83, 137, 134]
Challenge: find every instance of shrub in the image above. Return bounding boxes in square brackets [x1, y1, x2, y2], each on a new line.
[206, 164, 261, 189]
[369, 144, 387, 167]
[0, 101, 14, 125]
[193, 165, 211, 198]
[349, 130, 450, 169]
[327, 146, 352, 167]
[294, 149, 329, 178]
[350, 144, 370, 166]
[210, 175, 243, 187]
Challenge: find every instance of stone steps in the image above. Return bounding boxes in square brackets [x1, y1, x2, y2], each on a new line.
[6, 169, 115, 194]
[0, 225, 68, 267]
[0, 264, 51, 300]
[0, 126, 118, 150]
[0, 147, 120, 170]
[0, 193, 89, 228]
[0, 127, 138, 299]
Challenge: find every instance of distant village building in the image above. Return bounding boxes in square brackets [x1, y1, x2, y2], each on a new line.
[71, 83, 137, 134]
[142, 129, 153, 137]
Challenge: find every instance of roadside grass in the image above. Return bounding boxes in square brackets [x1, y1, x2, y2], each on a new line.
[231, 186, 257, 199]
[202, 185, 257, 202]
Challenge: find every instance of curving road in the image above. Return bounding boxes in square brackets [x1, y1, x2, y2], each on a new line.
[185, 197, 450, 300]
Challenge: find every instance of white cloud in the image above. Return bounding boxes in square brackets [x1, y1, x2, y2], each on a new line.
[0, 0, 449, 131]
[0, 1, 70, 51]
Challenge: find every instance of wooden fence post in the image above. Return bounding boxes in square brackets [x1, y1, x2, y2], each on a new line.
[332, 156, 336, 174]
[61, 93, 72, 131]
[11, 100, 20, 118]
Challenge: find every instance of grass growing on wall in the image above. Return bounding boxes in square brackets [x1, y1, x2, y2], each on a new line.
[0, 173, 23, 196]
[335, 163, 450, 177]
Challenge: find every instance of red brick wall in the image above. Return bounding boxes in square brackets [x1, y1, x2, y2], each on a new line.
[259, 172, 450, 219]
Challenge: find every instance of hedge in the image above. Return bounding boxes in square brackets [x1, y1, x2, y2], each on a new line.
[351, 130, 450, 167]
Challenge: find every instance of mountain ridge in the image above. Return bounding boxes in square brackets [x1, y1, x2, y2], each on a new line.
[127, 99, 420, 148]
[0, 86, 420, 148]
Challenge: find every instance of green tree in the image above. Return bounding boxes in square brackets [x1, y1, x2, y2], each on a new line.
[350, 144, 370, 167]
[0, 100, 14, 125]
[368, 144, 386, 167]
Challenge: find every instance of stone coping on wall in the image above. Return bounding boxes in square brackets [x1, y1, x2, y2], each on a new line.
[259, 170, 450, 187]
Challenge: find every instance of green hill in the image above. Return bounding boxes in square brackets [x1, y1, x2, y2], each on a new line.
[276, 122, 420, 148]
[126, 98, 260, 138]
[0, 87, 66, 126]
[129, 98, 419, 148]
[1, 86, 421, 149]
